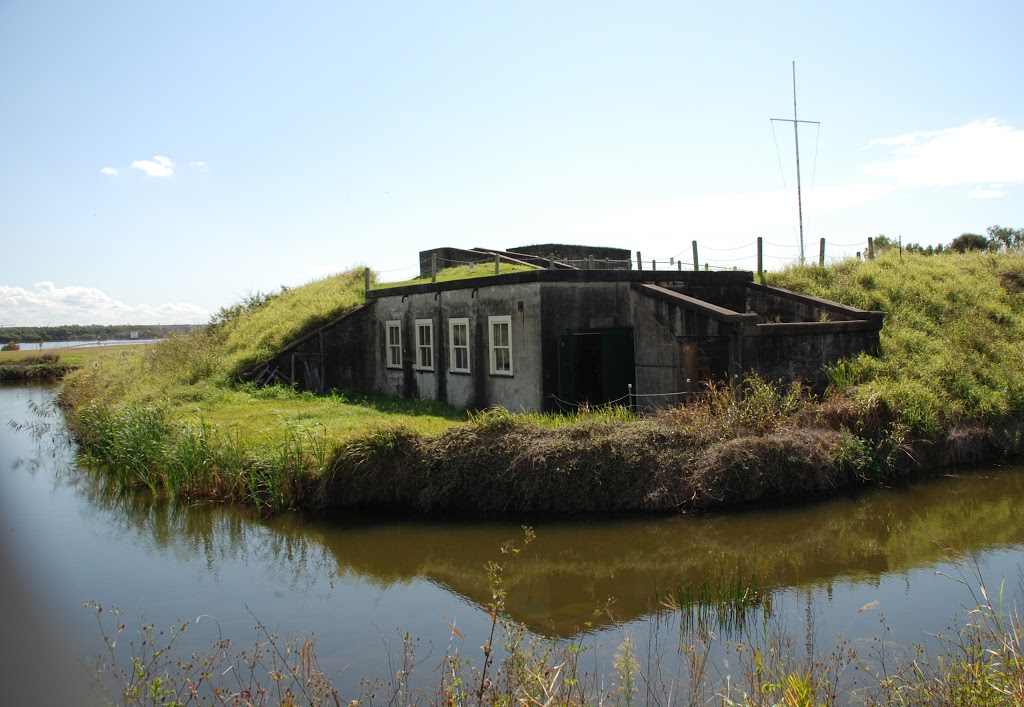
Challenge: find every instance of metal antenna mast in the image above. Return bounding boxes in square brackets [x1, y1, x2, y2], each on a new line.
[771, 61, 819, 262]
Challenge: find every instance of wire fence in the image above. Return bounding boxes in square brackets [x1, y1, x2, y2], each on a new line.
[374, 237, 878, 285]
[549, 378, 751, 414]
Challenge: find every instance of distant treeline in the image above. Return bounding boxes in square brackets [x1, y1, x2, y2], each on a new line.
[0, 324, 198, 344]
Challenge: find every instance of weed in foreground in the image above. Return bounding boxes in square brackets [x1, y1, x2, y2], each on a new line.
[85, 533, 1024, 706]
[86, 601, 342, 706]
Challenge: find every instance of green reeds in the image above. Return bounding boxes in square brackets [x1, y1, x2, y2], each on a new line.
[72, 402, 333, 512]
[660, 572, 769, 636]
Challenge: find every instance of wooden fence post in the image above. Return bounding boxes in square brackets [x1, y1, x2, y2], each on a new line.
[757, 237, 764, 284]
[364, 267, 370, 295]
[431, 253, 437, 283]
[692, 241, 699, 272]
[494, 253, 500, 275]
[636, 251, 643, 271]
[819, 238, 825, 267]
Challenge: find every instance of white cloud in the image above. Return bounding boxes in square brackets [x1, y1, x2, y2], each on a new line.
[99, 167, 120, 176]
[863, 119, 1024, 188]
[188, 161, 207, 169]
[0, 282, 209, 326]
[968, 184, 1006, 199]
[130, 155, 174, 177]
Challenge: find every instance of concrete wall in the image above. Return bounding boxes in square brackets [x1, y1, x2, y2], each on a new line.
[508, 243, 631, 265]
[418, 247, 497, 278]
[751, 321, 881, 390]
[745, 282, 881, 324]
[628, 286, 752, 404]
[537, 281, 633, 406]
[659, 273, 749, 312]
[372, 281, 545, 411]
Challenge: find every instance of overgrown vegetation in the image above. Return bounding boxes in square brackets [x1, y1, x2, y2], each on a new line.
[768, 250, 1024, 430]
[50, 246, 1024, 514]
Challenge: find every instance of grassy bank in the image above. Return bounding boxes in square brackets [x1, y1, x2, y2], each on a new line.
[0, 346, 140, 381]
[54, 252, 1024, 513]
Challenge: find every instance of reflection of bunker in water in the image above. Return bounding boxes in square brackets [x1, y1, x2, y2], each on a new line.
[304, 471, 1024, 637]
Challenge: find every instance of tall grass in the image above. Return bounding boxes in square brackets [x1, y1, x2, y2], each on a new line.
[770, 250, 1024, 431]
[72, 402, 332, 512]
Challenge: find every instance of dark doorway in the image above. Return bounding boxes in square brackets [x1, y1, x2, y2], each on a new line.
[557, 327, 635, 410]
[573, 333, 602, 404]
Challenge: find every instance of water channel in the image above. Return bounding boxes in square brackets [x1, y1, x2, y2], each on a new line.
[3, 382, 1024, 700]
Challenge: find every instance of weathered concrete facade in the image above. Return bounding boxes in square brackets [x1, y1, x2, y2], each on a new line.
[249, 267, 883, 412]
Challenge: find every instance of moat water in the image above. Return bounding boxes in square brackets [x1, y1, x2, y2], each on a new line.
[3, 382, 1024, 699]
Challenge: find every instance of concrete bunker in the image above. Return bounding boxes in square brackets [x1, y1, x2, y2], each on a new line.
[247, 245, 883, 413]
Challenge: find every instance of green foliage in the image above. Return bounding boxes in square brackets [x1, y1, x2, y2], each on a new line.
[769, 250, 1024, 430]
[1, 340, 20, 351]
[949, 232, 991, 253]
[987, 224, 1024, 252]
[871, 234, 899, 253]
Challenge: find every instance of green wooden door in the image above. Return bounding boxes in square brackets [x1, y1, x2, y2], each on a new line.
[557, 328, 635, 409]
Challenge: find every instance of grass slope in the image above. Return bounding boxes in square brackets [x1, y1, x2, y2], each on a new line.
[769, 250, 1024, 429]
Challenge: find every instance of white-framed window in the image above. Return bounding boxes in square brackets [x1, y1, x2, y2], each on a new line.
[415, 319, 434, 371]
[488, 315, 513, 376]
[449, 318, 470, 373]
[385, 320, 402, 369]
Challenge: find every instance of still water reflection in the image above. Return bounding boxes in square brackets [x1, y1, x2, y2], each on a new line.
[2, 383, 1023, 697]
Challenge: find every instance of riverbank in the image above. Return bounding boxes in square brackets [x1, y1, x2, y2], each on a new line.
[55, 250, 1024, 514]
[0, 346, 137, 382]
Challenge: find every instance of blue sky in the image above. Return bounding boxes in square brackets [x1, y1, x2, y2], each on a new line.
[2, 1, 1022, 326]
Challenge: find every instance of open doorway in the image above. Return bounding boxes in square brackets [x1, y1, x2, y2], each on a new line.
[557, 327, 635, 410]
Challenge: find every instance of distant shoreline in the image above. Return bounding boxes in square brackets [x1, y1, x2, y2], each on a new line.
[0, 324, 197, 346]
